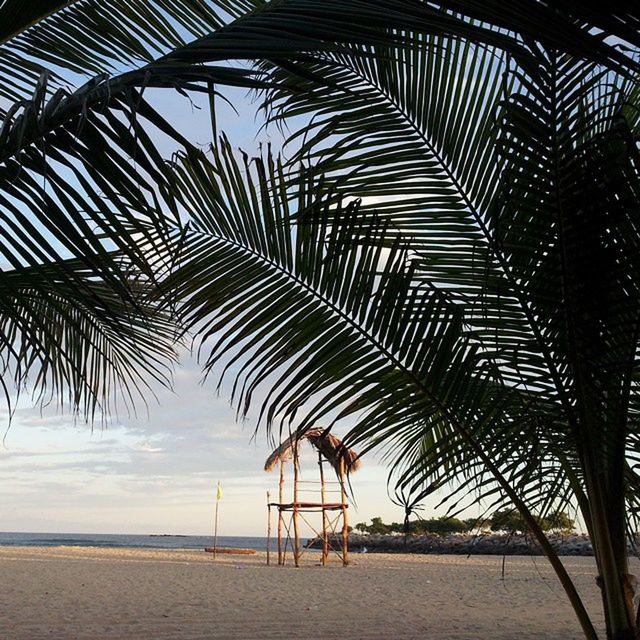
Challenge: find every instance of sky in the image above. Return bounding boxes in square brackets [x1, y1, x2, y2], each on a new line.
[0, 348, 420, 537]
[0, 84, 465, 537]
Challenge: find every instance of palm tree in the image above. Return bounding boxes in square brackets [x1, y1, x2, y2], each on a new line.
[1, 1, 634, 418]
[0, 0, 320, 417]
[156, 14, 640, 640]
[0, 0, 241, 417]
[2, 2, 640, 638]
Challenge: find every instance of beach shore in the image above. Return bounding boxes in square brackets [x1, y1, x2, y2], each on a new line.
[0, 545, 624, 639]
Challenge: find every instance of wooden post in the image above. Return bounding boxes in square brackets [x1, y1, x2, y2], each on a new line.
[319, 451, 329, 566]
[266, 491, 271, 566]
[340, 458, 349, 566]
[213, 481, 222, 560]
[278, 462, 284, 565]
[292, 441, 301, 567]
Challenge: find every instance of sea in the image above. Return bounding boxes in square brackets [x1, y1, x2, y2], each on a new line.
[0, 532, 274, 551]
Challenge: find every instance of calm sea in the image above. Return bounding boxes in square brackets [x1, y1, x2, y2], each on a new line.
[0, 532, 274, 551]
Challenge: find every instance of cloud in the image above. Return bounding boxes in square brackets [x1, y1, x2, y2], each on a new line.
[0, 345, 430, 535]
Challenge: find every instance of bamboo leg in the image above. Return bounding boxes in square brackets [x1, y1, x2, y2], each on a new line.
[266, 491, 271, 566]
[293, 442, 300, 567]
[278, 462, 284, 565]
[319, 452, 329, 566]
[340, 458, 349, 566]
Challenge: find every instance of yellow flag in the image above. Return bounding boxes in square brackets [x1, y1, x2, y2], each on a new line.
[216, 482, 222, 501]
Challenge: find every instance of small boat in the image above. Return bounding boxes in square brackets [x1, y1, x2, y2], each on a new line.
[204, 547, 256, 555]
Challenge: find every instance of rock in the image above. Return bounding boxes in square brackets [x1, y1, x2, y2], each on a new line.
[305, 531, 614, 556]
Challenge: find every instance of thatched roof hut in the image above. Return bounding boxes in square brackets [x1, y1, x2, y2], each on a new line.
[264, 428, 361, 475]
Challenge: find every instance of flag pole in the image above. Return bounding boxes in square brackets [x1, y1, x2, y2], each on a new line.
[213, 481, 222, 559]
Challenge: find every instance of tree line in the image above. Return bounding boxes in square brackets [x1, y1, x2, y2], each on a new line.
[355, 511, 576, 536]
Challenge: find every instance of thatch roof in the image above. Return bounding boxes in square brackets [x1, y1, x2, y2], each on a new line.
[264, 428, 361, 475]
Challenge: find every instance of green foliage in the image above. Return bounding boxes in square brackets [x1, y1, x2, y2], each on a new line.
[354, 517, 392, 535]
[409, 517, 470, 536]
[0, 0, 267, 418]
[356, 510, 575, 536]
[489, 510, 576, 534]
[489, 510, 532, 534]
[354, 516, 473, 536]
[545, 512, 576, 534]
[463, 518, 489, 532]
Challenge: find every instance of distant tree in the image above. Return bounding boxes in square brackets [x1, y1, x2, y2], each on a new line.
[413, 517, 471, 536]
[463, 518, 490, 532]
[490, 509, 531, 533]
[389, 522, 404, 534]
[390, 478, 440, 544]
[489, 509, 576, 534]
[353, 517, 392, 535]
[546, 512, 576, 534]
[367, 517, 392, 535]
[356, 515, 478, 536]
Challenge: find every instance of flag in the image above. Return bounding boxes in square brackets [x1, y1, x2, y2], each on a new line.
[216, 482, 222, 501]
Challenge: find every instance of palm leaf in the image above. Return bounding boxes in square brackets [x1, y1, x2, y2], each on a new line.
[160, 136, 596, 632]
[0, 257, 178, 421]
[0, 0, 262, 108]
[258, 24, 640, 503]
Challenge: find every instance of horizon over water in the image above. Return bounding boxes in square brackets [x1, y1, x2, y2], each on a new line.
[0, 532, 282, 551]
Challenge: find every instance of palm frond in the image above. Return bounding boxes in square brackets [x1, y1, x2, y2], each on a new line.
[0, 257, 179, 421]
[0, 0, 262, 107]
[258, 23, 640, 494]
[162, 139, 570, 517]
[160, 137, 596, 630]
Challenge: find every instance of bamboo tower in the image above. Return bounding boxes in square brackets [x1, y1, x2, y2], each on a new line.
[264, 428, 360, 567]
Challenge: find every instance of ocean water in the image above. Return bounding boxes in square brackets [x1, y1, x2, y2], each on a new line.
[0, 532, 273, 551]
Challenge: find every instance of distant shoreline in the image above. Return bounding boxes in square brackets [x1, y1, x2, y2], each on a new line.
[0, 532, 270, 551]
[2, 531, 625, 557]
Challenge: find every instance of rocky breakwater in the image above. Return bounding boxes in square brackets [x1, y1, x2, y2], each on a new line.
[307, 533, 601, 555]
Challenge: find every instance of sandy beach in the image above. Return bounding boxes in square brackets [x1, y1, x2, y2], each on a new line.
[0, 546, 626, 639]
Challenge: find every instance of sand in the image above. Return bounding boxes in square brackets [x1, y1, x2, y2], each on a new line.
[0, 545, 626, 639]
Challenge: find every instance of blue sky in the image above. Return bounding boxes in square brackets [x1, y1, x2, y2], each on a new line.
[0, 84, 460, 537]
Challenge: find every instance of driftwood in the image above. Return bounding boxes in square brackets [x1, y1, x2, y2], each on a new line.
[204, 547, 256, 555]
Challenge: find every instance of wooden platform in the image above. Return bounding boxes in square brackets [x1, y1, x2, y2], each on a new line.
[269, 502, 348, 511]
[204, 547, 256, 555]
